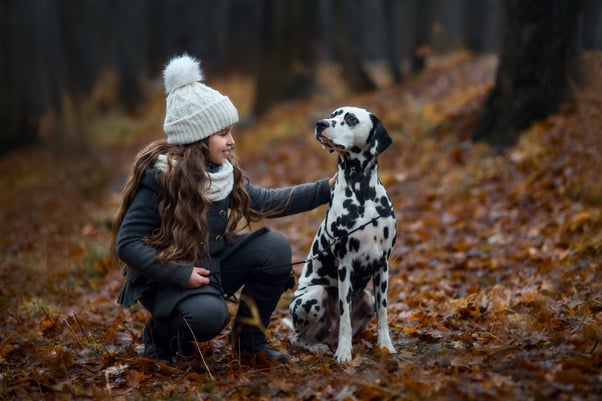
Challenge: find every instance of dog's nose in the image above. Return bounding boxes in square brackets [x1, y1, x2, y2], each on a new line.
[316, 120, 330, 133]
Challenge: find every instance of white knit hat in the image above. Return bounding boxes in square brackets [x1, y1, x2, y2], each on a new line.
[162, 54, 239, 144]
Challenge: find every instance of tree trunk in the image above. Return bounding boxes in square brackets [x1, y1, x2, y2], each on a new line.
[472, 0, 581, 150]
[411, 0, 434, 73]
[331, 0, 376, 92]
[384, 0, 403, 83]
[113, 0, 150, 111]
[0, 1, 32, 154]
[462, 0, 489, 52]
[580, 0, 601, 50]
[252, 0, 319, 119]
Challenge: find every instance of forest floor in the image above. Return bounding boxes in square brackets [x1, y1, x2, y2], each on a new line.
[1, 52, 601, 401]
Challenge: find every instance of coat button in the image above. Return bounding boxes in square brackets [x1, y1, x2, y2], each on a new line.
[218, 210, 227, 218]
[215, 235, 223, 242]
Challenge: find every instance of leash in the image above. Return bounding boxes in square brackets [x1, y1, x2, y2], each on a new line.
[218, 213, 386, 303]
[215, 213, 385, 274]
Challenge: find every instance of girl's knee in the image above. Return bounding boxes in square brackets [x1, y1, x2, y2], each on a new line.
[263, 231, 292, 272]
[177, 295, 230, 341]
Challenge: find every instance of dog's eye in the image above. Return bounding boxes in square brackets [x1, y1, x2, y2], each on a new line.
[344, 113, 359, 127]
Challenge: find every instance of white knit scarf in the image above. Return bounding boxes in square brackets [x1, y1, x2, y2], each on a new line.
[155, 154, 234, 202]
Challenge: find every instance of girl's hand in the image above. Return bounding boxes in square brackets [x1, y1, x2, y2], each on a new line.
[186, 267, 211, 288]
[329, 173, 337, 187]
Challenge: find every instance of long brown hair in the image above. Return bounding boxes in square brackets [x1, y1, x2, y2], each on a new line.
[111, 137, 261, 264]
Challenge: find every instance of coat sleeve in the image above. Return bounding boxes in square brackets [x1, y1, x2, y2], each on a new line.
[246, 177, 331, 217]
[115, 169, 193, 289]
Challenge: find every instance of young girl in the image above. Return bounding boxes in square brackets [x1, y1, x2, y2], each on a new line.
[112, 54, 332, 363]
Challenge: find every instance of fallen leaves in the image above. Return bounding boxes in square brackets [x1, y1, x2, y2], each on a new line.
[1, 52, 602, 400]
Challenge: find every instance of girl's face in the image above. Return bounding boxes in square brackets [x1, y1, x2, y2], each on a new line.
[207, 127, 235, 165]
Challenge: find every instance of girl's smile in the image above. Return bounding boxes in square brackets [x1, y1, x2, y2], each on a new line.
[207, 127, 235, 165]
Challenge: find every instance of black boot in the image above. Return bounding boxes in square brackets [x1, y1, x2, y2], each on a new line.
[142, 318, 175, 363]
[244, 343, 289, 363]
[230, 291, 290, 363]
[169, 332, 197, 359]
[230, 329, 289, 363]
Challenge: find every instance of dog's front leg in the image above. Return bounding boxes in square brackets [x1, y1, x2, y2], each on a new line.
[374, 265, 396, 353]
[334, 265, 353, 362]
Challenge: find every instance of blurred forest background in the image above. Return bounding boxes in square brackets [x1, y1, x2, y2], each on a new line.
[2, 0, 602, 154]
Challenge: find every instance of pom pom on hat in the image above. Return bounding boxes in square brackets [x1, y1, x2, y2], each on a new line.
[162, 54, 239, 144]
[163, 54, 204, 94]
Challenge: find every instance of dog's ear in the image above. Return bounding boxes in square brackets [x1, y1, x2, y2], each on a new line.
[368, 114, 392, 156]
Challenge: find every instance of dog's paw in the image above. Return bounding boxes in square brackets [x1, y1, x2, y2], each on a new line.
[379, 342, 396, 354]
[334, 343, 353, 363]
[377, 331, 396, 353]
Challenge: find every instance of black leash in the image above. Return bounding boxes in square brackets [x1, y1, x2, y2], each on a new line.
[215, 213, 384, 274]
[218, 213, 385, 303]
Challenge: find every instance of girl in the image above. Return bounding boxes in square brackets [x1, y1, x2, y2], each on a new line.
[112, 54, 332, 363]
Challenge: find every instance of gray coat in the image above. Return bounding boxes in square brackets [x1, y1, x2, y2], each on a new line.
[116, 167, 330, 318]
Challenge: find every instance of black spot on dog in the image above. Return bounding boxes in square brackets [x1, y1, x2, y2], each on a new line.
[334, 241, 348, 260]
[310, 277, 331, 286]
[344, 112, 359, 127]
[303, 299, 319, 313]
[350, 262, 372, 291]
[331, 109, 344, 118]
[312, 241, 320, 254]
[349, 237, 360, 253]
[304, 261, 314, 277]
[338, 267, 347, 282]
[312, 266, 331, 278]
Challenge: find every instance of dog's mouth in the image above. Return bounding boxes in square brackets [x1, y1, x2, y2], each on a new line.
[316, 132, 343, 153]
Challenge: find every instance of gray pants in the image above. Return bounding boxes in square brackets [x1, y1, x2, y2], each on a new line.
[143, 230, 292, 354]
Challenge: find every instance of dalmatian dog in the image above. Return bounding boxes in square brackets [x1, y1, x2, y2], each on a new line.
[290, 106, 396, 363]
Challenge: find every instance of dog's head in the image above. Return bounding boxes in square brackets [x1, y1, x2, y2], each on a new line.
[315, 106, 392, 157]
